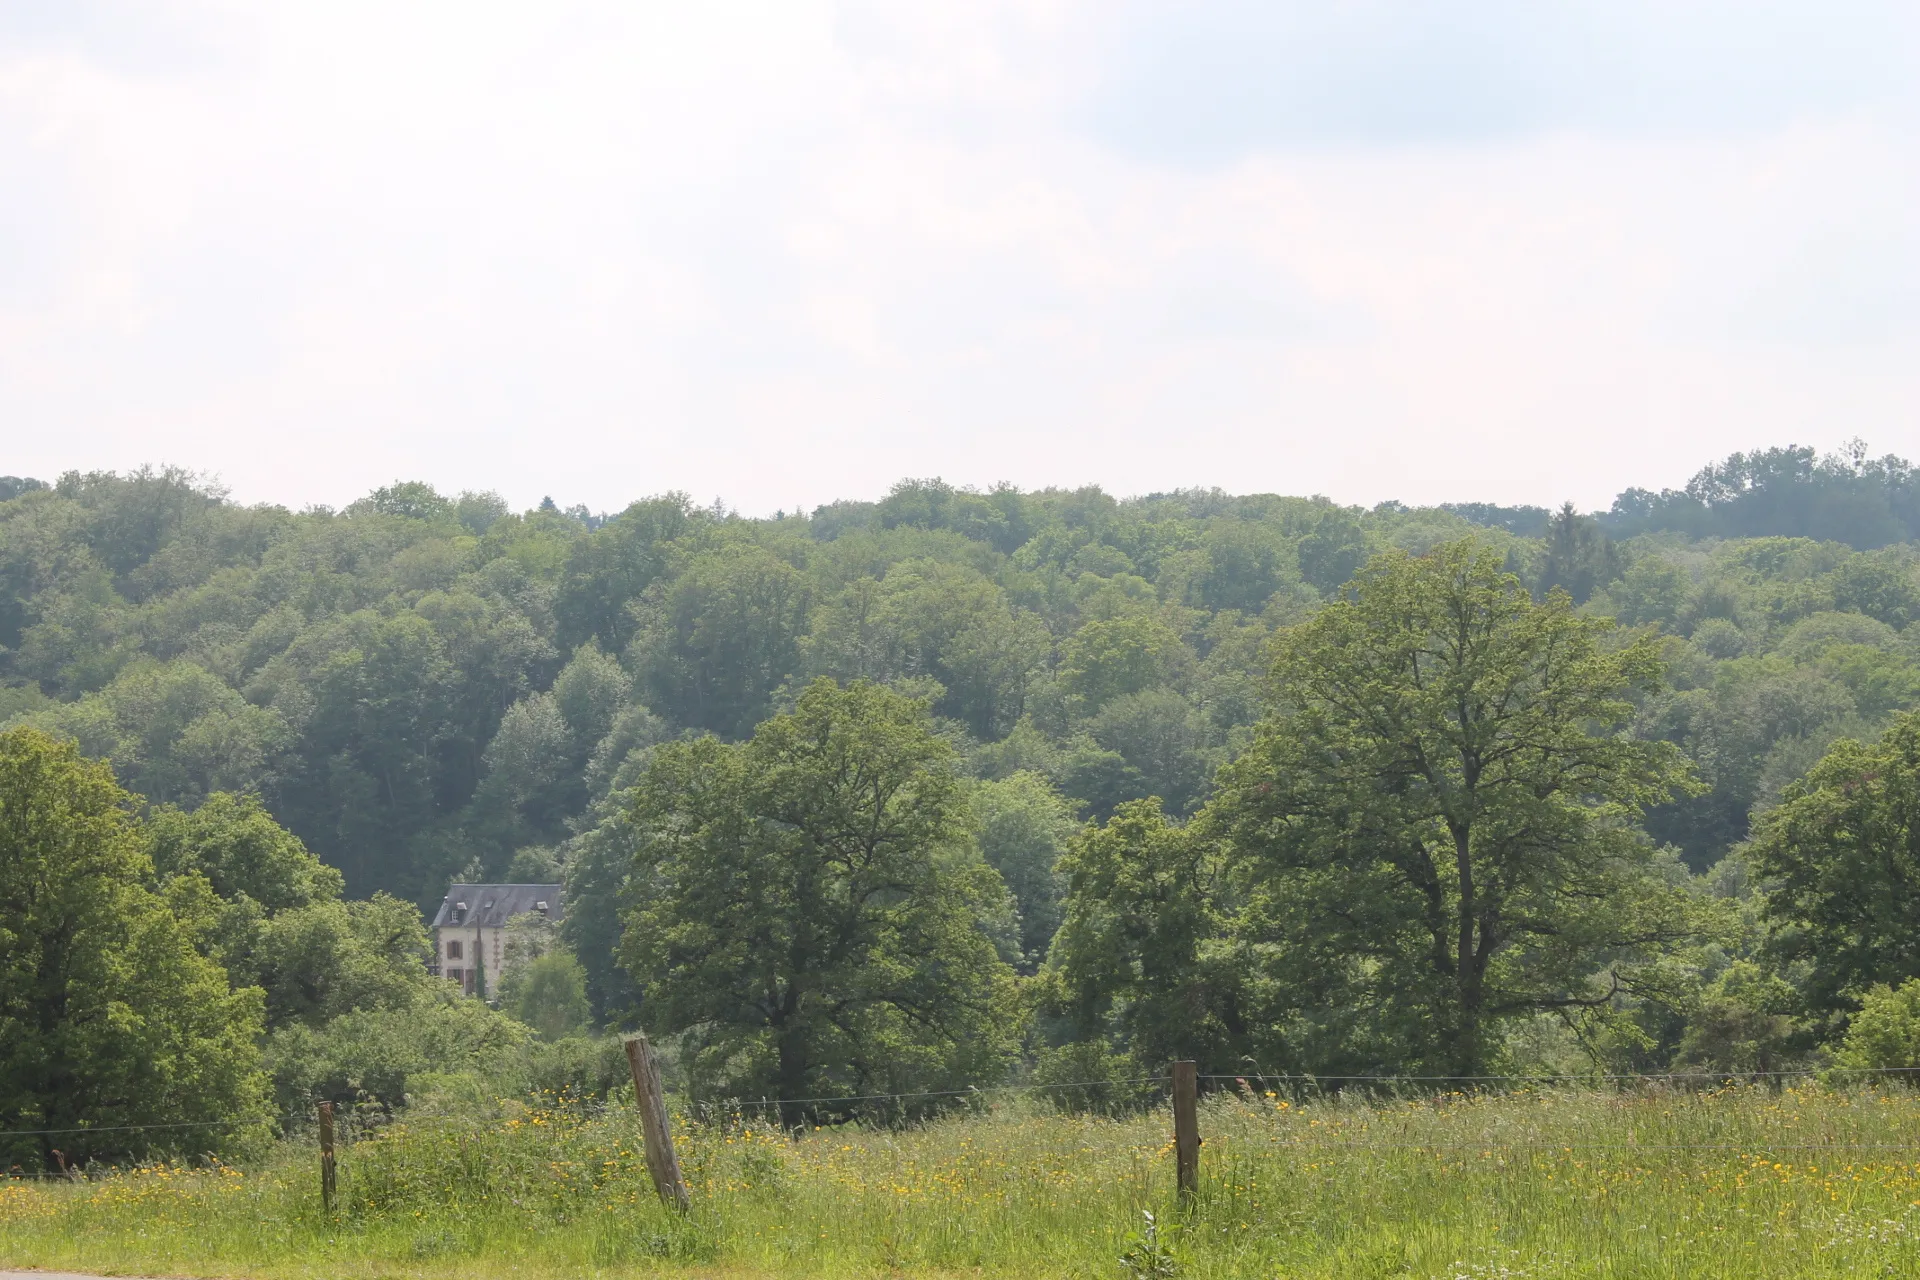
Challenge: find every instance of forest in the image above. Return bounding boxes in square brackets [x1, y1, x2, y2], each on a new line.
[6, 440, 1920, 1164]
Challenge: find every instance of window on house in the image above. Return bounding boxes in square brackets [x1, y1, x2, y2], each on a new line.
[447, 968, 463, 985]
[446, 940, 463, 959]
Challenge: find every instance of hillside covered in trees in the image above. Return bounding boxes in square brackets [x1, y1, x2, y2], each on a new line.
[5, 440, 1920, 1090]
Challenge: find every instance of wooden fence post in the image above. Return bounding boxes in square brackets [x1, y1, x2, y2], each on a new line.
[317, 1101, 336, 1213]
[1171, 1061, 1199, 1198]
[625, 1033, 691, 1212]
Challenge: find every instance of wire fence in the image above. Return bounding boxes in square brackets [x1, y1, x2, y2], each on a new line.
[0, 1119, 252, 1137]
[713, 1076, 1172, 1113]
[1200, 1066, 1920, 1085]
[675, 1064, 1920, 1119]
[8, 1064, 1920, 1169]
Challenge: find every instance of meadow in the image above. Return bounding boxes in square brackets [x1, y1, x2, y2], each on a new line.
[4, 1083, 1920, 1280]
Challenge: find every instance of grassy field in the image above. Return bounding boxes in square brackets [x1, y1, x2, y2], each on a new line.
[5, 1083, 1920, 1279]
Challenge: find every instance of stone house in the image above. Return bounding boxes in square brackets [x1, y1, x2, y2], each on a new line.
[429, 883, 563, 997]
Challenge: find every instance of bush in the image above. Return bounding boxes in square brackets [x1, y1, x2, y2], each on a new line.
[501, 950, 591, 1041]
[1835, 979, 1920, 1075]
[1030, 1039, 1156, 1113]
[506, 1035, 634, 1103]
[1673, 962, 1798, 1074]
[264, 986, 530, 1116]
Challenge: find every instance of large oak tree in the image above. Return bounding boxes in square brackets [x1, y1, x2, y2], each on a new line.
[621, 679, 1019, 1121]
[1211, 540, 1705, 1075]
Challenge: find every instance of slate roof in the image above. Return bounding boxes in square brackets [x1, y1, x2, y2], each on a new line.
[431, 883, 564, 929]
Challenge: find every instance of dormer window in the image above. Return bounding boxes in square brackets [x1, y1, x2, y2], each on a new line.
[452, 900, 468, 924]
[535, 901, 550, 916]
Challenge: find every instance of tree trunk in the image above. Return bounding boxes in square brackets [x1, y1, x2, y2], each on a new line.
[774, 988, 808, 1128]
[1450, 822, 1484, 1079]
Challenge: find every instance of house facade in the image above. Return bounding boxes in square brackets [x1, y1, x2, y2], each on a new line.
[428, 883, 564, 997]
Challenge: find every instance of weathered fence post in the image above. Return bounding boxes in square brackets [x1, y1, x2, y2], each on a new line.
[625, 1033, 691, 1211]
[1171, 1060, 1199, 1198]
[317, 1100, 336, 1213]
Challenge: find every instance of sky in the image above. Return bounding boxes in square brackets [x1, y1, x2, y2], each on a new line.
[1, 0, 1917, 516]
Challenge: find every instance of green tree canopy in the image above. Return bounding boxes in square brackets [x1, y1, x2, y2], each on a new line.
[970, 770, 1078, 970]
[142, 791, 430, 1033]
[1048, 800, 1240, 1073]
[626, 543, 810, 739]
[147, 791, 343, 911]
[7, 451, 1920, 1068]
[1058, 614, 1187, 715]
[0, 727, 269, 1170]
[1210, 540, 1706, 1075]
[1750, 712, 1920, 1022]
[622, 679, 1019, 1121]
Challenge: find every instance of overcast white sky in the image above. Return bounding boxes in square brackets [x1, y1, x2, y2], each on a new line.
[2, 1, 1916, 515]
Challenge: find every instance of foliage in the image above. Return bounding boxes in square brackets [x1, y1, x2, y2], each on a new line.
[496, 912, 591, 1041]
[261, 985, 530, 1115]
[1059, 615, 1188, 715]
[1603, 442, 1920, 548]
[969, 770, 1077, 970]
[622, 680, 1021, 1119]
[1118, 1209, 1184, 1279]
[626, 542, 810, 739]
[245, 894, 435, 1029]
[1832, 979, 1920, 1073]
[500, 952, 591, 1042]
[1671, 962, 1797, 1075]
[1207, 541, 1708, 1074]
[559, 797, 644, 1027]
[1049, 801, 1238, 1073]
[495, 955, 583, 1043]
[0, 449, 1906, 916]
[1750, 712, 1920, 1020]
[4, 447, 1920, 1072]
[0, 727, 270, 1170]
[13, 661, 292, 805]
[143, 791, 433, 1033]
[146, 791, 343, 910]
[1537, 502, 1620, 604]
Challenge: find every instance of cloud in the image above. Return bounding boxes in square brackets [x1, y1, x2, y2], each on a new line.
[1086, 1, 1920, 158]
[0, 0, 1914, 515]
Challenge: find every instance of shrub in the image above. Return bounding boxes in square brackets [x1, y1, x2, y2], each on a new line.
[1835, 979, 1920, 1075]
[264, 986, 530, 1115]
[501, 951, 591, 1041]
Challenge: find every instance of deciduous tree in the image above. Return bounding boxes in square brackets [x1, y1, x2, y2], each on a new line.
[622, 680, 1019, 1121]
[1750, 712, 1920, 1021]
[1213, 540, 1705, 1075]
[0, 727, 269, 1170]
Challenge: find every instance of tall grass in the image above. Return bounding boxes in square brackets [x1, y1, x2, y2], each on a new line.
[6, 1083, 1920, 1278]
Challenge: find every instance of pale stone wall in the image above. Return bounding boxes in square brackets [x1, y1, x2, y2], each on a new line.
[434, 925, 511, 996]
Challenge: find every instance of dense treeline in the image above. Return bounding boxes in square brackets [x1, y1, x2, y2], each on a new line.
[1449, 440, 1920, 548]
[7, 441, 1920, 1153]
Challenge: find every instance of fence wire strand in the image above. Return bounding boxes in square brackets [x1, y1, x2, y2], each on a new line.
[0, 1119, 249, 1138]
[1200, 1067, 1920, 1084]
[719, 1076, 1171, 1109]
[8, 1066, 1920, 1144]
